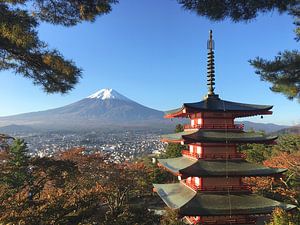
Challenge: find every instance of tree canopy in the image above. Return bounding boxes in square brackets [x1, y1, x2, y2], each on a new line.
[0, 142, 160, 224]
[0, 0, 118, 93]
[178, 0, 300, 101]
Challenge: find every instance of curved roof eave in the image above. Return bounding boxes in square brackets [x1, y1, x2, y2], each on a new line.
[153, 183, 297, 215]
[183, 99, 273, 112]
[164, 99, 273, 118]
[180, 160, 287, 178]
[157, 157, 287, 178]
[182, 130, 278, 144]
[180, 192, 296, 216]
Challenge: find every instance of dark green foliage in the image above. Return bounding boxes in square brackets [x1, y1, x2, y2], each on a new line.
[0, 0, 118, 93]
[238, 130, 270, 163]
[273, 134, 300, 154]
[178, 0, 295, 22]
[140, 157, 173, 184]
[150, 167, 173, 184]
[178, 0, 300, 101]
[163, 143, 185, 158]
[290, 3, 300, 41]
[175, 124, 184, 133]
[161, 124, 185, 158]
[240, 143, 272, 163]
[240, 134, 300, 163]
[250, 50, 300, 101]
[1, 139, 30, 190]
[33, 0, 118, 26]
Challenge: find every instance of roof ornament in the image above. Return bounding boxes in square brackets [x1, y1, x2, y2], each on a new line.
[205, 30, 219, 99]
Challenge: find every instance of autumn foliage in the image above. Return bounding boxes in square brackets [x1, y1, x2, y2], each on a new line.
[243, 136, 300, 224]
[0, 141, 159, 224]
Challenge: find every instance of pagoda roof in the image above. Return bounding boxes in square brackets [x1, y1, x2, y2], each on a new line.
[183, 130, 277, 144]
[161, 130, 195, 143]
[158, 157, 287, 178]
[161, 130, 277, 144]
[165, 96, 272, 118]
[158, 156, 197, 174]
[153, 183, 296, 216]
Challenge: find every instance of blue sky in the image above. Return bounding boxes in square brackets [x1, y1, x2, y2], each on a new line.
[0, 0, 299, 125]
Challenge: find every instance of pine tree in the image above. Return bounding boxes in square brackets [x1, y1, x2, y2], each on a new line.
[4, 139, 30, 190]
[249, 50, 300, 101]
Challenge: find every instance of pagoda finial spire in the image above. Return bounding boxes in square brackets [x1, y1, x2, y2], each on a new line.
[206, 30, 217, 98]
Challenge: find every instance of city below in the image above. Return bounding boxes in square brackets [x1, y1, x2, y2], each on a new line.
[15, 129, 166, 163]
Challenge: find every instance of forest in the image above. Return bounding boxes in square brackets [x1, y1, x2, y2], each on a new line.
[0, 131, 299, 225]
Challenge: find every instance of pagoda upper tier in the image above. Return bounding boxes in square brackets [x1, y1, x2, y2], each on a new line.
[165, 95, 273, 119]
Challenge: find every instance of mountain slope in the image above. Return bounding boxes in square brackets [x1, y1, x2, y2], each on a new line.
[271, 125, 300, 135]
[238, 121, 289, 133]
[0, 89, 167, 130]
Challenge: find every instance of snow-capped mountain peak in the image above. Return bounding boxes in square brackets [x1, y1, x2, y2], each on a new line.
[87, 88, 130, 101]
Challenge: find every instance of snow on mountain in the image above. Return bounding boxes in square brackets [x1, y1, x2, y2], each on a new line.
[87, 88, 131, 101]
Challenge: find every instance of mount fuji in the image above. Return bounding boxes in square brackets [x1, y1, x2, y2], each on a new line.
[0, 89, 170, 130]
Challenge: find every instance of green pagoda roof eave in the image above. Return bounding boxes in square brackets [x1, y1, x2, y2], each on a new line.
[154, 183, 296, 216]
[157, 157, 287, 178]
[183, 130, 278, 144]
[158, 157, 197, 174]
[161, 130, 196, 142]
[161, 130, 278, 144]
[153, 183, 195, 209]
[181, 193, 296, 216]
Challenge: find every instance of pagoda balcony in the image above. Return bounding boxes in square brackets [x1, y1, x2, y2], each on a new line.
[184, 124, 244, 130]
[181, 150, 246, 160]
[182, 180, 252, 193]
[203, 152, 246, 160]
[182, 150, 199, 159]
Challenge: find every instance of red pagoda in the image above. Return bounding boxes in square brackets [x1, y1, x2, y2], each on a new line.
[153, 30, 296, 225]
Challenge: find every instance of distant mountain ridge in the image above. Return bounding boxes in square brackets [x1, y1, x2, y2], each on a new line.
[0, 124, 37, 133]
[238, 121, 289, 133]
[0, 88, 291, 132]
[271, 125, 300, 135]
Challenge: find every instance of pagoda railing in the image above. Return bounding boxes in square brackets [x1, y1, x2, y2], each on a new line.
[182, 180, 251, 192]
[203, 152, 246, 160]
[181, 150, 246, 160]
[184, 124, 244, 130]
[182, 150, 199, 158]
